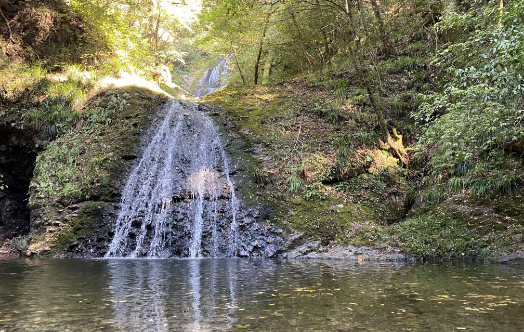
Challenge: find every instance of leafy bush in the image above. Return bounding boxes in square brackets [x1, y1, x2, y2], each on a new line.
[287, 175, 304, 196]
[415, 0, 524, 196]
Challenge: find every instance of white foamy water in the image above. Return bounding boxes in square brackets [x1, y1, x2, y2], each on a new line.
[194, 56, 231, 98]
[105, 101, 239, 258]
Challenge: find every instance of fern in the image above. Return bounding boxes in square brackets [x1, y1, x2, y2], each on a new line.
[287, 175, 304, 196]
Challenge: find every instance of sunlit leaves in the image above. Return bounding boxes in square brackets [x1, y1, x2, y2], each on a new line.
[69, 0, 195, 73]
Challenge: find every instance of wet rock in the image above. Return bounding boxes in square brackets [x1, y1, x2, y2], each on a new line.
[498, 250, 524, 264]
[58, 102, 285, 259]
[286, 241, 319, 258]
[284, 242, 411, 261]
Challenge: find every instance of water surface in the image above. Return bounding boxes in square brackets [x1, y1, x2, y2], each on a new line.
[1, 258, 523, 331]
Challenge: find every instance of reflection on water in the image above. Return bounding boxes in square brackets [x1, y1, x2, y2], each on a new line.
[108, 260, 170, 330]
[105, 259, 242, 331]
[1, 258, 524, 331]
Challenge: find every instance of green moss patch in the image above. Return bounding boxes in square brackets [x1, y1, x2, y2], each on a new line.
[274, 196, 368, 246]
[203, 83, 409, 246]
[26, 85, 167, 252]
[351, 194, 524, 261]
[53, 201, 103, 250]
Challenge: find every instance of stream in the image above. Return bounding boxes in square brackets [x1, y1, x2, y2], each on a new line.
[1, 257, 523, 331]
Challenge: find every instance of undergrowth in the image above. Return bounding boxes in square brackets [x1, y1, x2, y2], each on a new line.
[29, 87, 167, 208]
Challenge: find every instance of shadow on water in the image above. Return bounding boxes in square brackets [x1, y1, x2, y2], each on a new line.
[1, 258, 524, 331]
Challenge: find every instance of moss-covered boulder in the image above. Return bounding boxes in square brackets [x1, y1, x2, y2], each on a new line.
[25, 84, 169, 256]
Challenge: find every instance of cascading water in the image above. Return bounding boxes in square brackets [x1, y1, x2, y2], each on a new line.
[105, 101, 240, 258]
[102, 57, 281, 259]
[194, 56, 231, 98]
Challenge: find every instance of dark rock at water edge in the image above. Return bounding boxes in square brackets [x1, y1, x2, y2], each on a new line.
[0, 124, 37, 253]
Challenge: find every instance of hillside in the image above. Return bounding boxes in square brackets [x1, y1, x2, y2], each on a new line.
[0, 0, 174, 254]
[197, 0, 524, 261]
[203, 80, 524, 261]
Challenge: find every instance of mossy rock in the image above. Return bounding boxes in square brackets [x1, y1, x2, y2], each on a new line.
[27, 85, 169, 253]
[53, 201, 104, 250]
[30, 86, 167, 209]
[274, 197, 360, 245]
[301, 153, 334, 184]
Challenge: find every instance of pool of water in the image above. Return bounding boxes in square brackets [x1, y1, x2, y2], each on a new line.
[0, 258, 523, 331]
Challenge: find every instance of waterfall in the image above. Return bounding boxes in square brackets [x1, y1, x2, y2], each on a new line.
[102, 57, 282, 259]
[194, 56, 231, 98]
[105, 101, 240, 258]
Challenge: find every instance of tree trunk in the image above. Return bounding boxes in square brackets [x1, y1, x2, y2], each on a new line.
[321, 30, 331, 65]
[152, 9, 162, 53]
[341, 1, 408, 164]
[262, 49, 273, 84]
[369, 0, 396, 58]
[343, 0, 387, 136]
[230, 45, 246, 85]
[498, 0, 504, 28]
[254, 8, 272, 85]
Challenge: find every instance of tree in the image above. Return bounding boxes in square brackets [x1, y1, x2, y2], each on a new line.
[69, 0, 192, 71]
[199, 0, 280, 85]
[287, 0, 408, 163]
[368, 0, 396, 58]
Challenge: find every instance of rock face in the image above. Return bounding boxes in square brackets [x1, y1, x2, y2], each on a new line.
[0, 125, 36, 254]
[0, 82, 286, 258]
[60, 203, 282, 259]
[59, 101, 283, 258]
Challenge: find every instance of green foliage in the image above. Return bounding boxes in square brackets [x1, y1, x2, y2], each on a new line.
[287, 175, 304, 196]
[383, 56, 425, 75]
[447, 177, 465, 193]
[301, 153, 335, 183]
[69, 0, 149, 71]
[29, 87, 166, 208]
[304, 184, 324, 201]
[415, 0, 524, 197]
[351, 88, 369, 105]
[424, 190, 447, 203]
[61, 0, 196, 77]
[387, 214, 488, 260]
[390, 96, 408, 119]
[327, 107, 340, 125]
[197, 0, 268, 84]
[0, 63, 95, 139]
[247, 161, 265, 184]
[469, 173, 522, 197]
[333, 136, 352, 178]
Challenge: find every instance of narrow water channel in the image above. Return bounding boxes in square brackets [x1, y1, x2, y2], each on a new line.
[1, 258, 523, 331]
